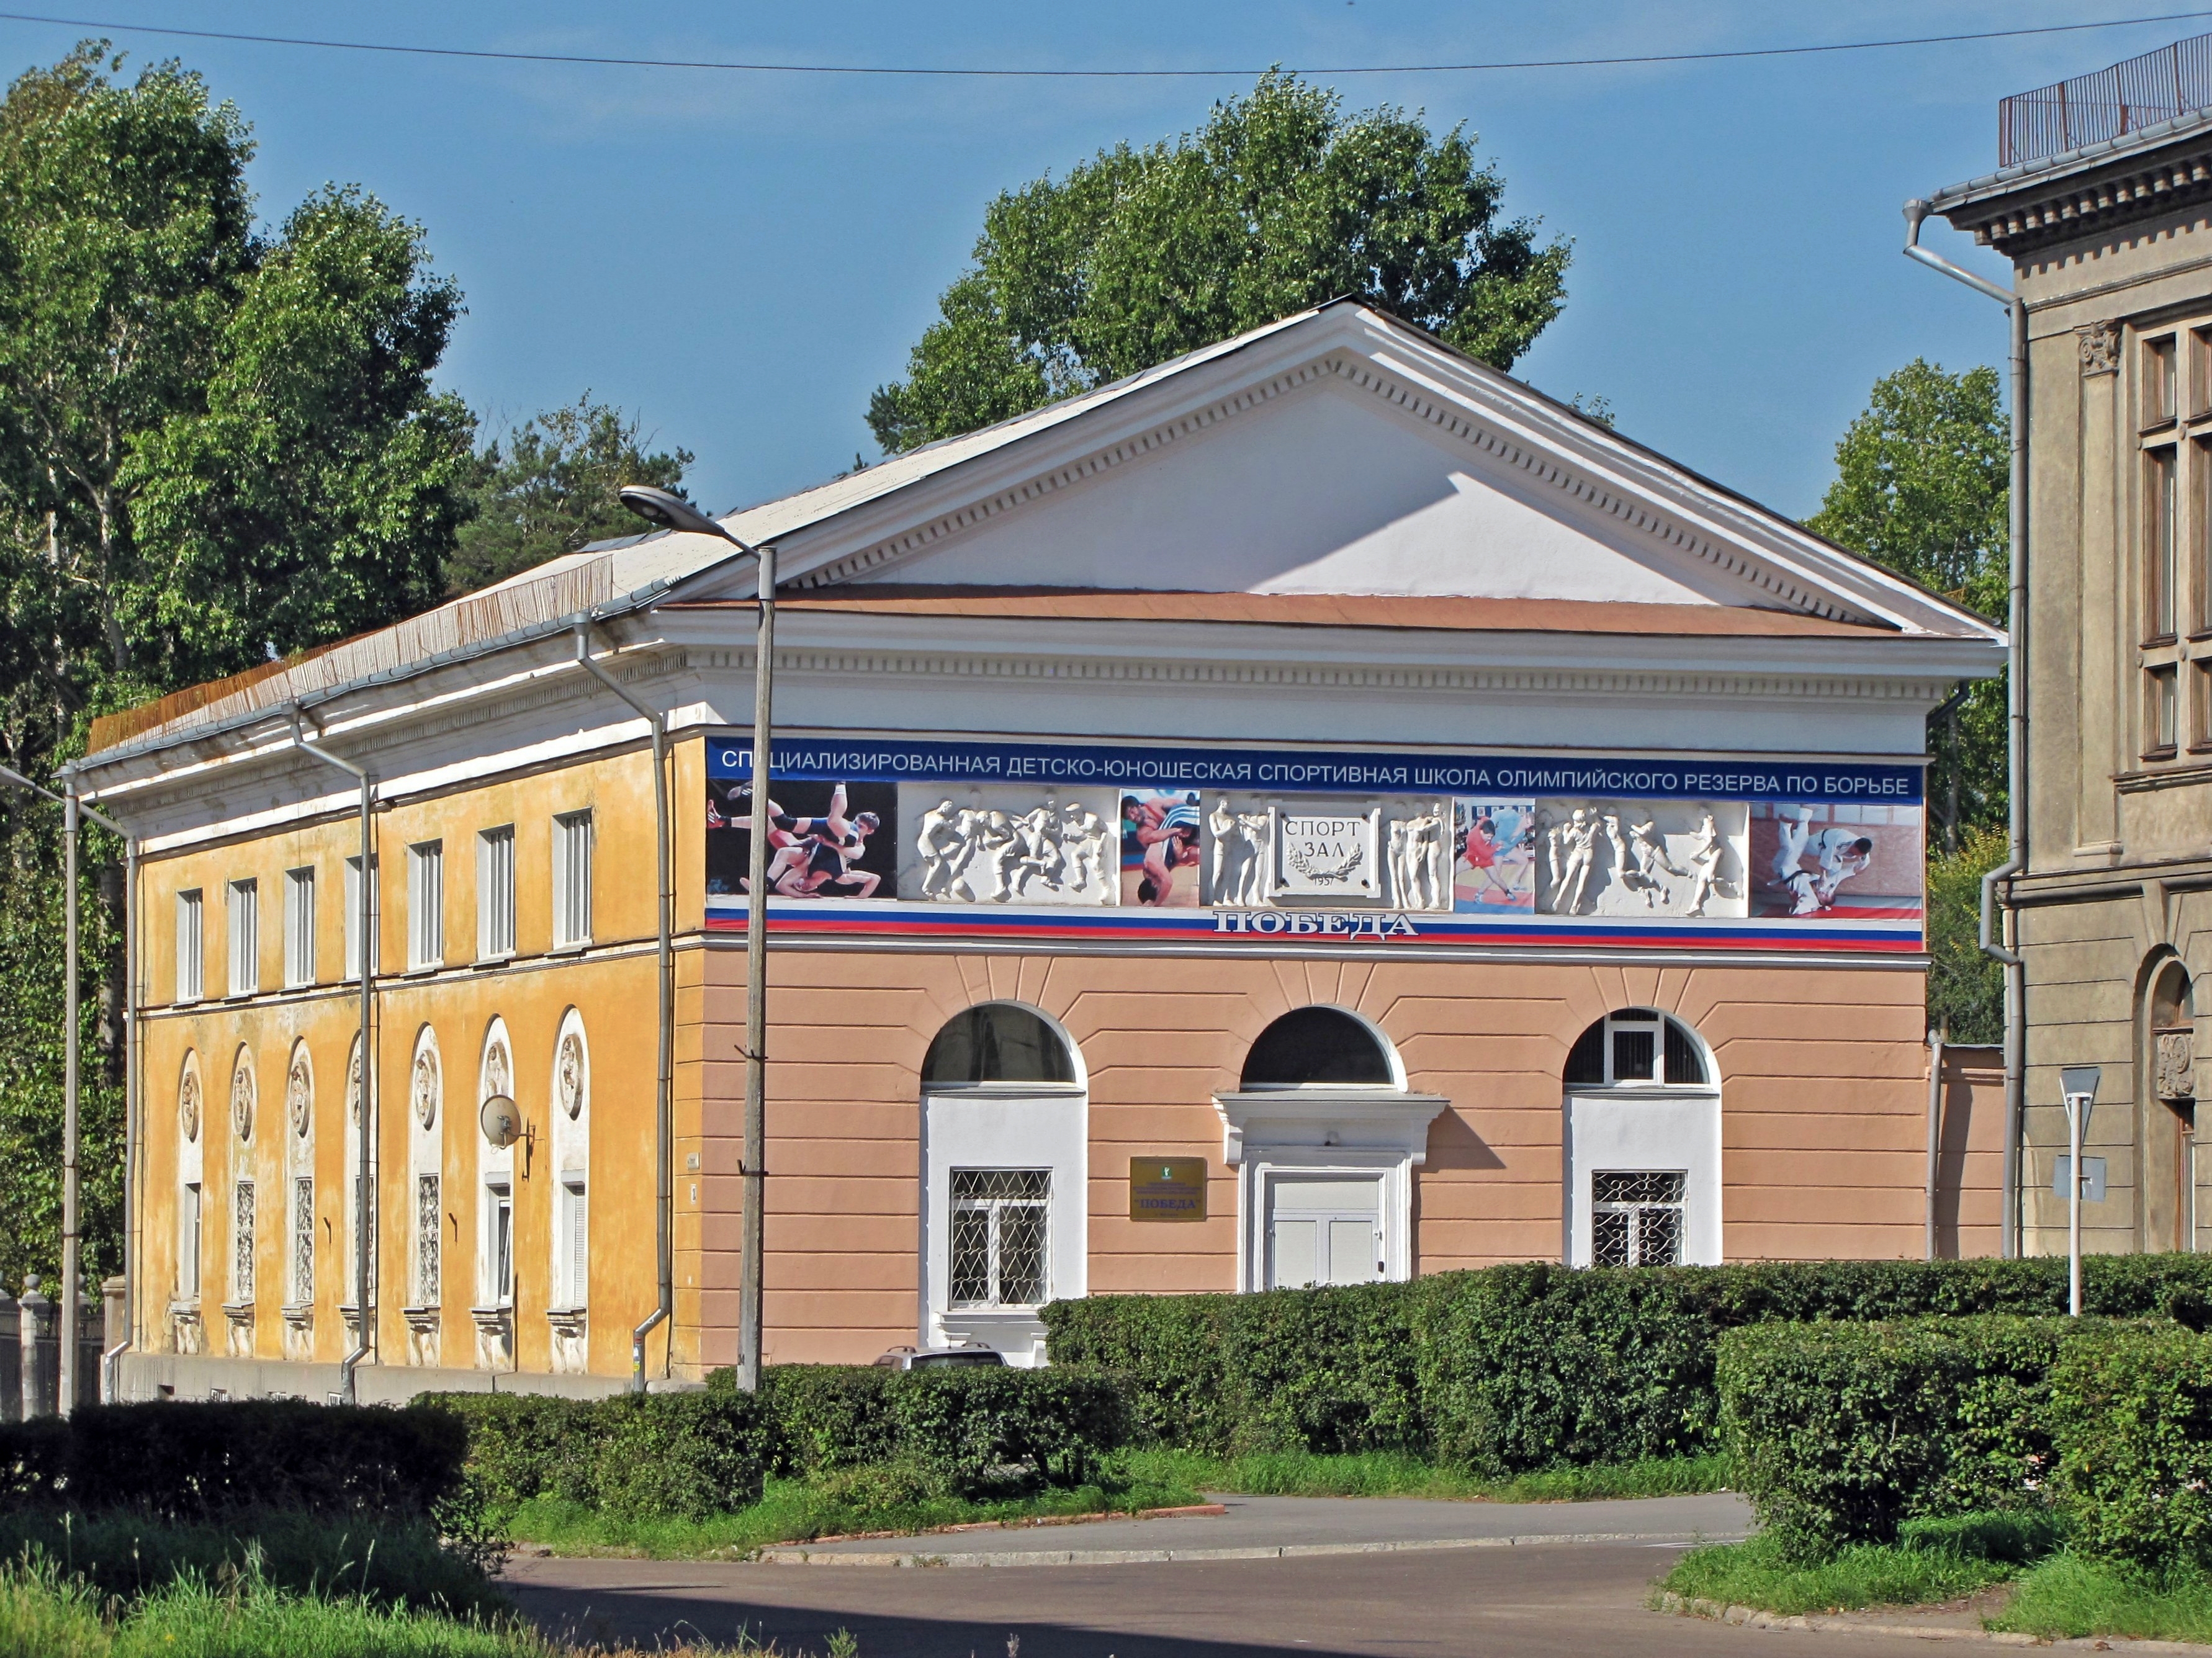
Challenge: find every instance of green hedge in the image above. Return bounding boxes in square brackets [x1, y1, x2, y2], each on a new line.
[1716, 1317, 2073, 1556]
[2049, 1325, 2212, 1581]
[0, 1402, 467, 1521]
[1042, 1255, 2212, 1472]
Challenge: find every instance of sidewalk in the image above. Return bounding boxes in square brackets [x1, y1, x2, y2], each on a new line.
[752, 1489, 1753, 1566]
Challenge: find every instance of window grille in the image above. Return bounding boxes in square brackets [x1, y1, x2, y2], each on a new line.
[292, 1176, 313, 1304]
[408, 841, 444, 969]
[284, 868, 315, 988]
[949, 1169, 1049, 1307]
[416, 1174, 441, 1306]
[176, 890, 204, 1003]
[477, 827, 516, 959]
[227, 879, 259, 997]
[181, 1182, 201, 1297]
[553, 811, 593, 946]
[1591, 1170, 1686, 1267]
[343, 856, 379, 979]
[232, 1180, 256, 1301]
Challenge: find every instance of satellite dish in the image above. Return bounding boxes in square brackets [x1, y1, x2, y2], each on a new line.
[479, 1094, 521, 1149]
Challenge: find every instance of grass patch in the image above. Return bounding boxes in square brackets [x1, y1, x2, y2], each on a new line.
[0, 1510, 498, 1617]
[506, 1458, 1207, 1558]
[1658, 1529, 2016, 1618]
[1118, 1448, 1729, 1503]
[1991, 1554, 2212, 1645]
[0, 1557, 848, 1657]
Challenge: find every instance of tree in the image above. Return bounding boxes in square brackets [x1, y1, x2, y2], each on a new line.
[868, 71, 1571, 453]
[446, 397, 693, 594]
[0, 44, 476, 1288]
[1807, 360, 2009, 851]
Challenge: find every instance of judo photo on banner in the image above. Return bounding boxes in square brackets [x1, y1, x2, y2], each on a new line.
[1748, 802, 1924, 920]
[1121, 788, 1204, 907]
[707, 779, 899, 900]
[1453, 800, 1537, 913]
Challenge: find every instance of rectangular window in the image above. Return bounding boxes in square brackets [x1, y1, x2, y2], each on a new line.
[175, 890, 204, 1003]
[490, 1184, 515, 1307]
[2195, 328, 2212, 415]
[2151, 663, 2181, 753]
[291, 1176, 313, 1305]
[180, 1181, 202, 1298]
[948, 1168, 1050, 1307]
[477, 826, 516, 961]
[407, 841, 444, 970]
[560, 1178, 588, 1307]
[552, 811, 593, 947]
[226, 879, 259, 998]
[415, 1173, 440, 1306]
[2151, 447, 2179, 639]
[2198, 662, 2212, 750]
[283, 867, 315, 988]
[2149, 334, 2179, 427]
[1590, 1170, 1686, 1267]
[343, 855, 379, 979]
[232, 1180, 256, 1302]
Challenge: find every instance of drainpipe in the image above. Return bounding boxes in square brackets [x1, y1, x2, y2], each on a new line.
[290, 708, 377, 1404]
[1905, 198, 2029, 1260]
[101, 826, 138, 1399]
[1927, 1024, 1946, 1260]
[572, 624, 673, 1394]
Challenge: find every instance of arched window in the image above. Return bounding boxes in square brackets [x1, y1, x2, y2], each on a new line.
[1563, 1008, 1708, 1088]
[2147, 959, 2197, 1253]
[922, 1003, 1077, 1087]
[547, 1010, 590, 1368]
[176, 1051, 204, 1309]
[284, 1042, 313, 1311]
[1240, 1006, 1396, 1088]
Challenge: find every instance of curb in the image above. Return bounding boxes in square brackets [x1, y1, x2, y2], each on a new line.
[786, 1503, 1229, 1545]
[758, 1529, 1747, 1569]
[1659, 1592, 2212, 1652]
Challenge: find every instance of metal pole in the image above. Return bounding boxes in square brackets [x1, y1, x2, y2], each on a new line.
[1926, 1026, 1946, 1261]
[58, 782, 78, 1417]
[739, 546, 776, 1394]
[2067, 1093, 2085, 1316]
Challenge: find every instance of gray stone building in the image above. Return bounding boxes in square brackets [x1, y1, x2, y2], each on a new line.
[1929, 37, 2212, 1258]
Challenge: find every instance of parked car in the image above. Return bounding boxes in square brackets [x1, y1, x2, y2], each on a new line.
[871, 1344, 1006, 1370]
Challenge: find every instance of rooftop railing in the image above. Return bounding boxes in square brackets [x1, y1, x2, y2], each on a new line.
[1999, 33, 2212, 169]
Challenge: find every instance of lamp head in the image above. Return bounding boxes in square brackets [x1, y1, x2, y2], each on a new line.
[619, 485, 724, 540]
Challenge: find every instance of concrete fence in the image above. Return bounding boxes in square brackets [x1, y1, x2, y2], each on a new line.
[1, 1275, 103, 1420]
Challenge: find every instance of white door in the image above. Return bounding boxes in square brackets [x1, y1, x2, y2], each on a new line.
[1266, 1176, 1383, 1288]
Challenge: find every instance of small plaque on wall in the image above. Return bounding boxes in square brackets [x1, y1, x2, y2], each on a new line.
[1130, 1157, 1207, 1222]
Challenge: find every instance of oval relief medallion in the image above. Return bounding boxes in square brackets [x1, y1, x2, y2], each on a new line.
[179, 1070, 200, 1144]
[230, 1060, 254, 1143]
[412, 1047, 440, 1131]
[556, 1033, 584, 1120]
[287, 1051, 312, 1138]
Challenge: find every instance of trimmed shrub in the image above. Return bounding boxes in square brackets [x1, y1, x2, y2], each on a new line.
[0, 1401, 466, 1521]
[752, 1364, 900, 1476]
[1717, 1317, 2071, 1556]
[2048, 1325, 2212, 1581]
[1044, 1253, 2212, 1472]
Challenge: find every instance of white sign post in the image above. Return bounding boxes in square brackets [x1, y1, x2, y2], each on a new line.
[2059, 1065, 2102, 1317]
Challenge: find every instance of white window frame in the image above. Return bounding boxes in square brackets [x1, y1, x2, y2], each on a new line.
[1562, 1012, 1722, 1268]
[226, 878, 259, 998]
[175, 889, 204, 1003]
[343, 856, 379, 980]
[552, 810, 593, 948]
[290, 1174, 314, 1305]
[486, 1180, 515, 1309]
[407, 840, 444, 971]
[179, 1180, 202, 1299]
[477, 825, 516, 961]
[558, 1176, 588, 1309]
[415, 1172, 442, 1308]
[283, 867, 315, 988]
[230, 1178, 256, 1304]
[946, 1168, 1051, 1310]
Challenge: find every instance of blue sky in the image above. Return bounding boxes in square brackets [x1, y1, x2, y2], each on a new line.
[2, 4, 2191, 522]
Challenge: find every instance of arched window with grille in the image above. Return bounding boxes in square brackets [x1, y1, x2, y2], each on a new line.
[1562, 1008, 1720, 1268]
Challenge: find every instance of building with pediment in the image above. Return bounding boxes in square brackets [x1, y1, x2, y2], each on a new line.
[83, 300, 2007, 1398]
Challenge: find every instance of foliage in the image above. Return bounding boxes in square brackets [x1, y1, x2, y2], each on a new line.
[0, 1400, 469, 1522]
[1043, 1254, 2212, 1474]
[867, 71, 1570, 452]
[2047, 1324, 2212, 1580]
[1715, 1317, 2069, 1556]
[0, 43, 475, 1290]
[1660, 1528, 2020, 1619]
[1991, 1551, 2212, 1643]
[1926, 824, 2008, 1044]
[1806, 359, 2010, 854]
[445, 396, 693, 595]
[1119, 1446, 1726, 1502]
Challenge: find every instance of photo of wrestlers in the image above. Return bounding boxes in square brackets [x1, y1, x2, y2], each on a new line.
[1452, 800, 1537, 913]
[706, 778, 899, 900]
[1120, 788, 1204, 907]
[1749, 801, 1924, 920]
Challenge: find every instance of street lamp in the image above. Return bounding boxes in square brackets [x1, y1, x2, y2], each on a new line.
[617, 486, 776, 1393]
[0, 763, 131, 1417]
[2059, 1065, 2102, 1317]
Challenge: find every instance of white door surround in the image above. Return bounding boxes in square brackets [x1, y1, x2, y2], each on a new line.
[1214, 1087, 1450, 1293]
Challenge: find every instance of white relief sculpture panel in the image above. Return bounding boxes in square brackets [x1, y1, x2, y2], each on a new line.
[1531, 800, 1749, 918]
[1205, 797, 1275, 907]
[1385, 803, 1451, 912]
[899, 786, 1118, 905]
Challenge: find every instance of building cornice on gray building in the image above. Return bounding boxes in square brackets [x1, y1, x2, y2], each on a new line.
[1931, 109, 2212, 257]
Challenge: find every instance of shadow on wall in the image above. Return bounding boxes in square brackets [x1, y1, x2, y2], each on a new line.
[1933, 1043, 2007, 1260]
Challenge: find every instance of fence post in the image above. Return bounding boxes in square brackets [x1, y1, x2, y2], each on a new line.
[18, 1273, 56, 1418]
[0, 1281, 18, 1423]
[76, 1289, 104, 1411]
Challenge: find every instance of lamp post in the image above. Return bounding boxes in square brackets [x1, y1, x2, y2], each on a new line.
[617, 486, 776, 1392]
[2059, 1064, 2102, 1317]
[0, 764, 130, 1416]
